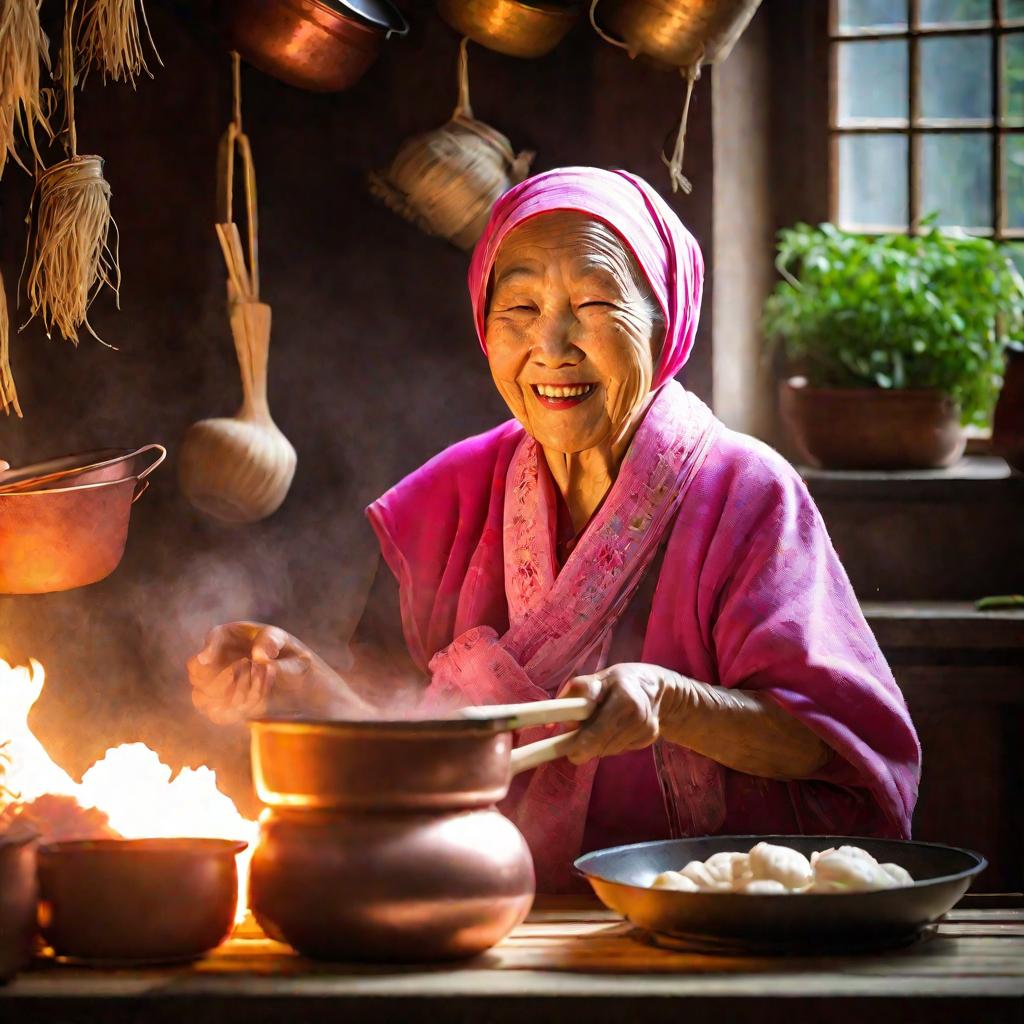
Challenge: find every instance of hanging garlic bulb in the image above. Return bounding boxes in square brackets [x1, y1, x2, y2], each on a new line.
[368, 38, 533, 250]
[178, 56, 295, 524]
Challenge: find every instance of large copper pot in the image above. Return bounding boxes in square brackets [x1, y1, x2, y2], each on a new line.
[436, 0, 582, 59]
[249, 700, 590, 961]
[590, 0, 763, 68]
[222, 0, 409, 92]
[0, 445, 165, 594]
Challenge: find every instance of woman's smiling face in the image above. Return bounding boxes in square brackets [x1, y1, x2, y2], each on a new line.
[485, 212, 664, 455]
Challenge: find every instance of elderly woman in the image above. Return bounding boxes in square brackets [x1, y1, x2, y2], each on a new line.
[189, 167, 921, 891]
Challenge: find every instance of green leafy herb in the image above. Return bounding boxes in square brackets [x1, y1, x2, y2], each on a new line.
[761, 222, 1024, 425]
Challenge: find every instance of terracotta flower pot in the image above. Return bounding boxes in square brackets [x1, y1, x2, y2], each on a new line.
[993, 346, 1024, 473]
[780, 377, 966, 470]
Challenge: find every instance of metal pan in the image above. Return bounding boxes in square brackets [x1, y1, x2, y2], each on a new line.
[0, 446, 164, 493]
[0, 446, 165, 594]
[575, 834, 987, 955]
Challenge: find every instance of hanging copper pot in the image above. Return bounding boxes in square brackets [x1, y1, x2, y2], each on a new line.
[436, 0, 582, 59]
[222, 0, 409, 92]
[589, 0, 763, 69]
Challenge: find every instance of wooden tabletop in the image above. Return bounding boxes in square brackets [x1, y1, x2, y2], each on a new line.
[3, 896, 1023, 1024]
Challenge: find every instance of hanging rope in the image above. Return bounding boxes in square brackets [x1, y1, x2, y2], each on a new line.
[662, 62, 701, 195]
[588, 0, 630, 53]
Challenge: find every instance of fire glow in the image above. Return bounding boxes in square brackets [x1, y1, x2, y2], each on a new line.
[0, 658, 258, 922]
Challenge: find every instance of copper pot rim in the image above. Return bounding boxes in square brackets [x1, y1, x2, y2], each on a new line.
[0, 445, 166, 494]
[39, 838, 248, 858]
[252, 715, 516, 738]
[294, 0, 409, 36]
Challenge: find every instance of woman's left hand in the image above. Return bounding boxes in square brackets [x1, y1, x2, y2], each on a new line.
[558, 663, 684, 765]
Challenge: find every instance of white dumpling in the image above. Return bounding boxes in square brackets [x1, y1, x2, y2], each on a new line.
[748, 842, 814, 889]
[651, 870, 700, 892]
[812, 849, 896, 892]
[879, 862, 914, 887]
[703, 851, 747, 886]
[679, 860, 732, 892]
[738, 878, 789, 895]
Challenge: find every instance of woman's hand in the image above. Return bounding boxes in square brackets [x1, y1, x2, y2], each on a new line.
[558, 663, 680, 765]
[187, 622, 318, 725]
[559, 662, 831, 779]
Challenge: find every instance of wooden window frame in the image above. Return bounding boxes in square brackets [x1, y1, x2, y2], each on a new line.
[829, 0, 1024, 238]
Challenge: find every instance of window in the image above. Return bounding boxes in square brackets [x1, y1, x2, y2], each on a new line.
[830, 0, 1024, 237]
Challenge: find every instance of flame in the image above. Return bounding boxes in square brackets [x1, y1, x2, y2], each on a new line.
[0, 658, 258, 923]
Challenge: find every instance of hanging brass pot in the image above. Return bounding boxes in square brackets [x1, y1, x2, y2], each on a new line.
[437, 0, 581, 59]
[589, 0, 763, 69]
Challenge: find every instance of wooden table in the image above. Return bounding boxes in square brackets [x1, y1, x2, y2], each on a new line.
[3, 896, 1023, 1024]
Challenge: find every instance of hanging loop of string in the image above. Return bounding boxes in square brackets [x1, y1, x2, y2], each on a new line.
[454, 37, 473, 120]
[588, 0, 630, 52]
[64, 0, 79, 159]
[661, 61, 701, 195]
[217, 52, 259, 299]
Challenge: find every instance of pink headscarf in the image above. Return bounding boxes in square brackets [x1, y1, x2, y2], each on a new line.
[467, 166, 705, 390]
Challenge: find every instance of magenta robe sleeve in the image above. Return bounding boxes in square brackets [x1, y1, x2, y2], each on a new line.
[704, 453, 921, 838]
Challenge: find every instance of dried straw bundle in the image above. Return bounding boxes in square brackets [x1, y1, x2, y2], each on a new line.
[369, 39, 533, 250]
[77, 0, 161, 86]
[0, 0, 52, 179]
[0, 270, 20, 417]
[22, 0, 119, 345]
[24, 155, 119, 344]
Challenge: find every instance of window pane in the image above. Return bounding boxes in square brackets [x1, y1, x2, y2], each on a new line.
[919, 0, 991, 26]
[1005, 135, 1024, 229]
[837, 0, 907, 31]
[1005, 33, 1024, 123]
[1006, 0, 1024, 21]
[920, 35, 992, 122]
[837, 40, 909, 123]
[922, 134, 993, 228]
[839, 134, 909, 227]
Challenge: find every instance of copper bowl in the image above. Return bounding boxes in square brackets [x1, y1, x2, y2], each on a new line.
[437, 0, 581, 59]
[37, 838, 246, 964]
[0, 445, 165, 594]
[590, 0, 763, 68]
[223, 0, 409, 92]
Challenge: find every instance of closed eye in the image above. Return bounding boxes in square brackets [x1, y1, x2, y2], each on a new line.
[579, 301, 615, 309]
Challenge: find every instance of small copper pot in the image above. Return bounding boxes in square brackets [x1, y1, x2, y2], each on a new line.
[590, 0, 763, 68]
[249, 700, 591, 961]
[0, 445, 165, 594]
[436, 0, 582, 59]
[222, 0, 409, 92]
[994, 344, 1024, 473]
[37, 838, 246, 964]
[0, 828, 38, 983]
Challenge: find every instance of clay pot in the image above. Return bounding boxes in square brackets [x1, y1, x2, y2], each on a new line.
[993, 345, 1024, 473]
[0, 829, 38, 983]
[249, 807, 534, 962]
[780, 377, 966, 471]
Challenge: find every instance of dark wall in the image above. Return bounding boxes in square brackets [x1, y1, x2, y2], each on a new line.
[0, 1, 715, 811]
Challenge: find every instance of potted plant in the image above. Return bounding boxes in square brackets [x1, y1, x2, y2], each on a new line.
[0, 744, 38, 983]
[762, 222, 1024, 470]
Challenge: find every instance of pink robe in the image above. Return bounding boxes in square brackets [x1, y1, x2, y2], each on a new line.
[367, 383, 922, 892]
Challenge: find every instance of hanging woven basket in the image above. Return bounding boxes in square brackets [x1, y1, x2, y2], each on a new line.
[369, 39, 534, 250]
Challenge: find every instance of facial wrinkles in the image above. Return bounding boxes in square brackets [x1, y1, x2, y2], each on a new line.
[485, 213, 663, 457]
